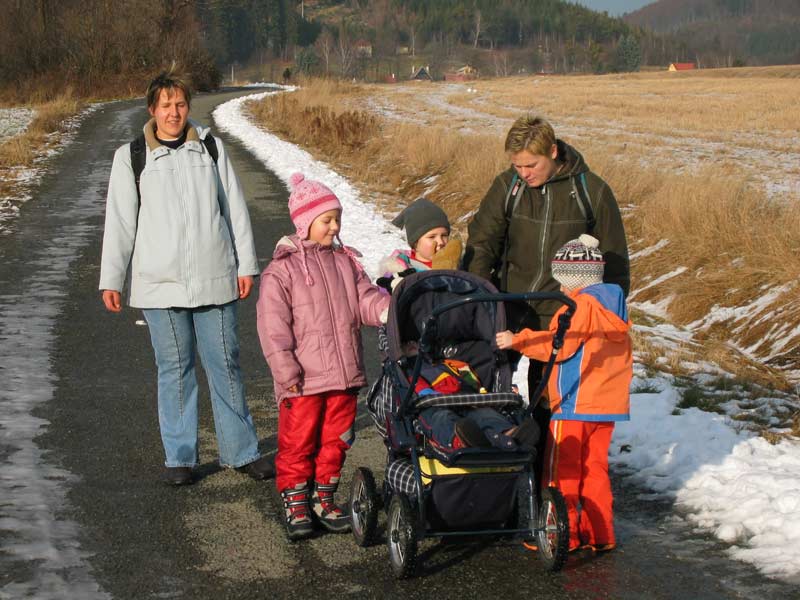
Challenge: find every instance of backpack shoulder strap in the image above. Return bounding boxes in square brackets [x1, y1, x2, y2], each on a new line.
[572, 172, 596, 235]
[498, 173, 526, 289]
[503, 173, 524, 223]
[202, 133, 219, 164]
[130, 134, 146, 203]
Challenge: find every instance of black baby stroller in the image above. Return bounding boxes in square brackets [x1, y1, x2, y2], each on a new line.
[348, 270, 577, 578]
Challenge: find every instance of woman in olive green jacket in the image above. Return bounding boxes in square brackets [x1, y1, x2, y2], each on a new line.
[463, 115, 630, 471]
[463, 115, 629, 331]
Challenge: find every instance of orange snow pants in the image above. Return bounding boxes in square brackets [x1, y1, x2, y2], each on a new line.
[541, 420, 615, 550]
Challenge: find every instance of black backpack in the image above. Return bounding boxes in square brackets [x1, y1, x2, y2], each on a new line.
[129, 133, 219, 201]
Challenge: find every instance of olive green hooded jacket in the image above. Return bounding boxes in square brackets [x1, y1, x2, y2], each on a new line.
[463, 140, 629, 329]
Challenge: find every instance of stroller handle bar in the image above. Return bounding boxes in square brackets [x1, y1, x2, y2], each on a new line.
[399, 291, 576, 418]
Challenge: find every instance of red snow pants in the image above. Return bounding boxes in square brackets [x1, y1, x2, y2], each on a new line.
[275, 390, 357, 492]
[541, 420, 615, 550]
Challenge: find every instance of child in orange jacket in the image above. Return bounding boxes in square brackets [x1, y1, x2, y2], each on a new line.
[496, 234, 632, 552]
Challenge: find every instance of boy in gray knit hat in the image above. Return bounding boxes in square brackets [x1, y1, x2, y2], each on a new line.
[391, 197, 450, 249]
[377, 197, 460, 290]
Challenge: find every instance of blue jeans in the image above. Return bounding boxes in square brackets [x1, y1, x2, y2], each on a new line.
[142, 302, 261, 468]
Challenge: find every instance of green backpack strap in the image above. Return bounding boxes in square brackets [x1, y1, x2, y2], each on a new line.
[572, 172, 596, 235]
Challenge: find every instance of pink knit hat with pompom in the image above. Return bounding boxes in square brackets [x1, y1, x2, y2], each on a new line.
[288, 173, 342, 239]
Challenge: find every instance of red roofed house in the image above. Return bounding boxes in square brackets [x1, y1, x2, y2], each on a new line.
[668, 62, 696, 71]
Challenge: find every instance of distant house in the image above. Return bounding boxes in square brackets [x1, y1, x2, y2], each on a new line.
[444, 64, 478, 82]
[411, 65, 434, 81]
[668, 62, 696, 71]
[355, 39, 373, 57]
[384, 73, 397, 84]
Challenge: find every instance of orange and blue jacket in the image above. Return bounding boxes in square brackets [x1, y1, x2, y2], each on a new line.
[510, 283, 631, 422]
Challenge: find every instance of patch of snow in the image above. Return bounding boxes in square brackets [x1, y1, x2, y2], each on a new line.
[0, 107, 35, 141]
[630, 238, 669, 260]
[628, 266, 688, 301]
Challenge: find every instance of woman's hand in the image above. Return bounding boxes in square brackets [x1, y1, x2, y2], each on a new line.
[102, 290, 122, 313]
[495, 330, 514, 350]
[238, 276, 254, 299]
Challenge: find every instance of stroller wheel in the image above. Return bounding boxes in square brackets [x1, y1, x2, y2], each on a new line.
[536, 486, 570, 572]
[350, 467, 379, 547]
[387, 495, 419, 579]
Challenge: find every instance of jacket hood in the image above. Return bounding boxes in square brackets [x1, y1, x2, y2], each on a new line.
[271, 234, 363, 260]
[575, 283, 629, 341]
[550, 139, 589, 182]
[142, 118, 210, 152]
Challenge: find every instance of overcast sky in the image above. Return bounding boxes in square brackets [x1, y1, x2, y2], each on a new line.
[574, 0, 655, 16]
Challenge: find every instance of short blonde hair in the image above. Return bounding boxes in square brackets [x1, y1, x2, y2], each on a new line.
[504, 115, 556, 156]
[145, 66, 192, 110]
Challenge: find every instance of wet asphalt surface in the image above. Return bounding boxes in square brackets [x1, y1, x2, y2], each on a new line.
[2, 89, 799, 599]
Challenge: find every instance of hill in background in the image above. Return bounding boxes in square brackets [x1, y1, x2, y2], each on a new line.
[626, 0, 800, 66]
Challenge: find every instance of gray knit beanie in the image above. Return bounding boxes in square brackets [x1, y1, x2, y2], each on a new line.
[391, 197, 450, 247]
[551, 234, 605, 290]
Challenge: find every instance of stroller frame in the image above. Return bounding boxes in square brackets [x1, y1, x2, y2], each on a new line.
[349, 271, 576, 578]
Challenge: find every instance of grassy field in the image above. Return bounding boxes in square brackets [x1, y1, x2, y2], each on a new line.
[247, 68, 800, 395]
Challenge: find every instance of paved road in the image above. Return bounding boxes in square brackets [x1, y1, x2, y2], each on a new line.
[1, 89, 797, 600]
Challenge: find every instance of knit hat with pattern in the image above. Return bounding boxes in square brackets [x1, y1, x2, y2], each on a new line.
[551, 234, 605, 290]
[288, 173, 342, 239]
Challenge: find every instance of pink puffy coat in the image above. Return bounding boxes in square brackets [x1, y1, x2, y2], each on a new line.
[257, 235, 390, 403]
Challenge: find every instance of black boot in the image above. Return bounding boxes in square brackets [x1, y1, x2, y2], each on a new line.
[162, 466, 193, 486]
[281, 483, 314, 540]
[311, 478, 351, 533]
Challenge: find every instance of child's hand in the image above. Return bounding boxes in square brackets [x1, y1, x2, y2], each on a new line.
[496, 330, 514, 350]
[288, 384, 299, 393]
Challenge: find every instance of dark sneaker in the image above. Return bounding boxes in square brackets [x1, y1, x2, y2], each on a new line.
[454, 417, 492, 448]
[312, 479, 351, 533]
[162, 466, 193, 486]
[281, 483, 314, 540]
[512, 419, 540, 452]
[235, 456, 275, 480]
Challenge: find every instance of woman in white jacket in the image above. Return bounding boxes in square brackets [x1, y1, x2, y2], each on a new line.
[99, 69, 272, 486]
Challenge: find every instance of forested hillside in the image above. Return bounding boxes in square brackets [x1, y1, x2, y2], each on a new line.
[626, 0, 800, 66]
[2, 0, 797, 103]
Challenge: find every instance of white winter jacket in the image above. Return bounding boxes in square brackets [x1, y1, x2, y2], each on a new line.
[99, 119, 259, 308]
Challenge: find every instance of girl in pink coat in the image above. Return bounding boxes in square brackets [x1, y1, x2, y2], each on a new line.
[257, 173, 389, 540]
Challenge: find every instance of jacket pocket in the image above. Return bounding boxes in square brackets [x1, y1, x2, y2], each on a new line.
[350, 326, 364, 377]
[296, 333, 327, 380]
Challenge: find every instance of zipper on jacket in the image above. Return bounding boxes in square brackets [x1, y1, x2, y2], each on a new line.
[529, 185, 551, 293]
[176, 148, 195, 305]
[317, 249, 347, 378]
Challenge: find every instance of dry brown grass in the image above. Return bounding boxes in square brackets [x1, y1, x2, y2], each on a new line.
[248, 72, 800, 389]
[247, 77, 508, 225]
[0, 93, 80, 168]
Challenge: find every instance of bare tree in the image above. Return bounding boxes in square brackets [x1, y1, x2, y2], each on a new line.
[337, 20, 354, 78]
[397, 6, 420, 57]
[492, 50, 510, 77]
[473, 8, 482, 48]
[316, 28, 335, 75]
